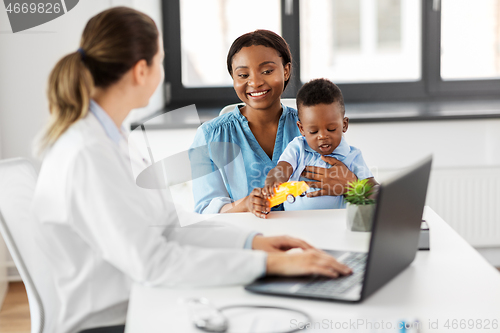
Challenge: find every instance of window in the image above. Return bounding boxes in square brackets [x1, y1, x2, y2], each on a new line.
[179, 0, 281, 88]
[441, 0, 500, 80]
[162, 0, 500, 107]
[299, 0, 420, 83]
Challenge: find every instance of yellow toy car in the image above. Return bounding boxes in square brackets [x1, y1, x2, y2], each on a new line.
[268, 181, 310, 208]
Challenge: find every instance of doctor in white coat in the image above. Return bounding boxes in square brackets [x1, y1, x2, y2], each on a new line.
[32, 7, 351, 333]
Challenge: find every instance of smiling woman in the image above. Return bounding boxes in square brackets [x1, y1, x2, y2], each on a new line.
[189, 30, 359, 218]
[190, 30, 300, 217]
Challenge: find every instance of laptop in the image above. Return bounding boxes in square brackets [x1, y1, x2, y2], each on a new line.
[245, 155, 433, 303]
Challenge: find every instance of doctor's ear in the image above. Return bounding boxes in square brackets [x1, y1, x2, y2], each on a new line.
[132, 59, 149, 86]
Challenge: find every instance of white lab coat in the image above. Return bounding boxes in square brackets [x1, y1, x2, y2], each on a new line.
[32, 112, 266, 333]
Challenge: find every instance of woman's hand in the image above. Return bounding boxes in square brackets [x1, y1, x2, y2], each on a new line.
[252, 235, 315, 252]
[267, 249, 352, 278]
[301, 156, 357, 197]
[246, 188, 271, 219]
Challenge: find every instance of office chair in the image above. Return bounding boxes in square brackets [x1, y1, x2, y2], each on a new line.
[219, 98, 297, 116]
[0, 158, 56, 333]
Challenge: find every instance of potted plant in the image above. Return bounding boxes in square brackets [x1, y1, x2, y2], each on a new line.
[344, 179, 376, 232]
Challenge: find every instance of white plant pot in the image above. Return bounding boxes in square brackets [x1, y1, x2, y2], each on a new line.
[346, 203, 375, 232]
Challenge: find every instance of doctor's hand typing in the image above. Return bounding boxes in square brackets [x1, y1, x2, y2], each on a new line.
[251, 235, 314, 253]
[252, 235, 352, 278]
[267, 249, 352, 278]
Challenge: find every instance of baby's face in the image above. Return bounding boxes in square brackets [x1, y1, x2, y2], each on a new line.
[297, 102, 349, 156]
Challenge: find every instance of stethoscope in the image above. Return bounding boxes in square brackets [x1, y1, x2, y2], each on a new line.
[187, 298, 312, 333]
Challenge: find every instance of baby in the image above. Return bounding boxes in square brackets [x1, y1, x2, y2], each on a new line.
[263, 78, 375, 211]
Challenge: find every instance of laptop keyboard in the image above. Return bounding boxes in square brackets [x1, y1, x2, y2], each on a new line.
[295, 252, 368, 296]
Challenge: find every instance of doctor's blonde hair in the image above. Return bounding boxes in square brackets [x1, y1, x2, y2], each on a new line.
[38, 7, 158, 153]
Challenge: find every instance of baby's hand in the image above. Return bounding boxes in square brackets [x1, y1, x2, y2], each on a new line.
[262, 181, 281, 199]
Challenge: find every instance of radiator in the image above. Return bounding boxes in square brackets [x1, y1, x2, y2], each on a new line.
[425, 167, 500, 247]
[376, 166, 500, 247]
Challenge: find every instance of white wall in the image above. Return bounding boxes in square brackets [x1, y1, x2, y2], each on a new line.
[345, 119, 500, 170]
[0, 0, 163, 164]
[0, 0, 163, 283]
[0, 1, 105, 164]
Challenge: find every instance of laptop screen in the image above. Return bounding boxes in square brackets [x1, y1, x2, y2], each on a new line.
[361, 156, 432, 300]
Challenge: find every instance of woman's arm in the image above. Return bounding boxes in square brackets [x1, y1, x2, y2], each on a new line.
[189, 128, 234, 214]
[219, 195, 249, 213]
[220, 188, 270, 218]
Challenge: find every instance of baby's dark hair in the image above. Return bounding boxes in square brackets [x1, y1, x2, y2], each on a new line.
[227, 29, 292, 89]
[296, 78, 345, 119]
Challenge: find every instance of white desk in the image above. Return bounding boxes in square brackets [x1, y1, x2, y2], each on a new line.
[125, 207, 500, 333]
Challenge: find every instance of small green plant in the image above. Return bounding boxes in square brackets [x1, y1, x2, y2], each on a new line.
[344, 179, 376, 205]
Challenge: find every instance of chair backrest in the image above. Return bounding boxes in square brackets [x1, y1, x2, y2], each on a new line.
[0, 158, 53, 333]
[219, 103, 243, 116]
[219, 98, 297, 116]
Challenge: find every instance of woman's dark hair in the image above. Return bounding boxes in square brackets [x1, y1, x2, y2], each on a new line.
[226, 29, 293, 89]
[40, 7, 158, 151]
[296, 78, 345, 119]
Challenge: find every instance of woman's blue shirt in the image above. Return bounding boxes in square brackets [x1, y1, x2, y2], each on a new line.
[189, 104, 300, 214]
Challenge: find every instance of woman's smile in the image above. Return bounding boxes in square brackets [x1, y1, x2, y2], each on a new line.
[247, 89, 270, 98]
